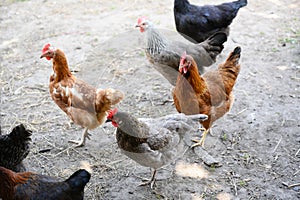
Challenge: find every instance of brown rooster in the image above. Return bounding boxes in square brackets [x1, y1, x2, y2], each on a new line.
[40, 43, 124, 147]
[0, 166, 90, 200]
[136, 17, 227, 86]
[173, 47, 241, 147]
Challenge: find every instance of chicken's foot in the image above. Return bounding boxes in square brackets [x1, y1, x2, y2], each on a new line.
[199, 126, 214, 136]
[192, 129, 209, 148]
[139, 169, 157, 189]
[68, 128, 91, 147]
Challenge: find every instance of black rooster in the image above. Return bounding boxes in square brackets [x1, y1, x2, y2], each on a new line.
[174, 0, 248, 43]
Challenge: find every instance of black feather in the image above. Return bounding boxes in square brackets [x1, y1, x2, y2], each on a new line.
[233, 46, 241, 55]
[65, 169, 91, 190]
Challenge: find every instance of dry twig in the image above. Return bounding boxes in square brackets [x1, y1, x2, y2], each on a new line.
[272, 136, 282, 153]
[282, 182, 300, 188]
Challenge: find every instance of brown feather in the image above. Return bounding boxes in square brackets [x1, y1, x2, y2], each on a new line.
[0, 166, 32, 200]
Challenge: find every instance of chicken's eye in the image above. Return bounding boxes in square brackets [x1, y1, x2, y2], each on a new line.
[142, 23, 146, 26]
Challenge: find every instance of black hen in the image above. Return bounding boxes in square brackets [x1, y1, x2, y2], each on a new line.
[0, 167, 91, 200]
[174, 0, 248, 43]
[0, 124, 32, 172]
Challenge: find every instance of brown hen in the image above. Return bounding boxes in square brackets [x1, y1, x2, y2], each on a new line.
[40, 43, 124, 147]
[173, 47, 241, 147]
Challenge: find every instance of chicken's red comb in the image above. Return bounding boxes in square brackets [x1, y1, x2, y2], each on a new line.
[180, 51, 187, 66]
[42, 43, 51, 54]
[137, 16, 147, 24]
[107, 108, 118, 119]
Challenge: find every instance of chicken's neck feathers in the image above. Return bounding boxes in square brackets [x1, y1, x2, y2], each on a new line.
[186, 65, 208, 94]
[52, 49, 73, 81]
[146, 25, 168, 55]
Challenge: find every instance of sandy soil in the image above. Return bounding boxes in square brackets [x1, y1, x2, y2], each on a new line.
[0, 0, 299, 199]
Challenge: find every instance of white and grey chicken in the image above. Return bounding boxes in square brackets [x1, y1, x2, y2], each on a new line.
[136, 17, 227, 86]
[106, 108, 208, 188]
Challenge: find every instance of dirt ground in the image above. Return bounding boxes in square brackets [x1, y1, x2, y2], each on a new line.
[0, 0, 299, 199]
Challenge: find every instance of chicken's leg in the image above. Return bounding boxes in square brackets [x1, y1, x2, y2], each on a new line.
[192, 128, 209, 148]
[68, 128, 91, 147]
[139, 169, 157, 189]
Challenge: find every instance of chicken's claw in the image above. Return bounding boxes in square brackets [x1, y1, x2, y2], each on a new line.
[85, 132, 91, 140]
[68, 139, 85, 148]
[138, 169, 157, 189]
[191, 138, 205, 148]
[192, 129, 209, 148]
[139, 179, 156, 189]
[68, 128, 91, 148]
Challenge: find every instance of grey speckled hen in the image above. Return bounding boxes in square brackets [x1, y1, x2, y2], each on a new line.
[136, 17, 227, 86]
[107, 109, 208, 188]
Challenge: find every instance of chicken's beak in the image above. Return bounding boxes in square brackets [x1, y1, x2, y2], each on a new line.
[40, 53, 46, 59]
[179, 65, 183, 73]
[179, 65, 187, 74]
[105, 119, 112, 123]
[40, 51, 54, 60]
[40, 53, 51, 60]
[135, 24, 145, 33]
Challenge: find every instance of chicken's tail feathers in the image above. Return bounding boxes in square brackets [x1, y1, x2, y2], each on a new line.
[106, 88, 125, 105]
[202, 32, 227, 61]
[207, 32, 228, 47]
[97, 88, 124, 106]
[218, 46, 241, 94]
[65, 169, 91, 190]
[226, 46, 241, 64]
[237, 0, 247, 8]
